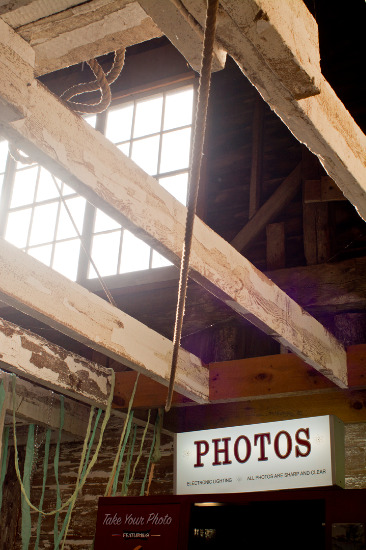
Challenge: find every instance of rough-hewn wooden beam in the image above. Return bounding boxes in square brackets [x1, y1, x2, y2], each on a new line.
[0, 316, 113, 408]
[0, 0, 84, 27]
[16, 0, 163, 75]
[138, 0, 226, 73]
[0, 20, 347, 388]
[182, 0, 366, 221]
[1, 371, 94, 438]
[231, 163, 301, 252]
[304, 177, 346, 203]
[0, 240, 208, 402]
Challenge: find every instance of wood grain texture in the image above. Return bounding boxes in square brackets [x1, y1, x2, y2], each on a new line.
[0, 240, 208, 402]
[0, 316, 113, 408]
[0, 21, 347, 389]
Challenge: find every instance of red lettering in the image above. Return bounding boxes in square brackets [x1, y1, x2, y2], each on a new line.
[212, 437, 232, 466]
[234, 435, 251, 463]
[254, 432, 271, 461]
[194, 440, 209, 467]
[274, 430, 292, 459]
[295, 428, 311, 457]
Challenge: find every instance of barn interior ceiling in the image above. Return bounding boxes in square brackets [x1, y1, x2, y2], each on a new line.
[0, 0, 365, 427]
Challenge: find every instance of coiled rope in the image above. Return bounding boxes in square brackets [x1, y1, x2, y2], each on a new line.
[165, 0, 220, 412]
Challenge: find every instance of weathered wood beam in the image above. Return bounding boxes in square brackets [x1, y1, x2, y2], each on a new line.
[1, 371, 94, 438]
[266, 222, 285, 270]
[16, 0, 163, 75]
[231, 163, 301, 252]
[114, 345, 366, 409]
[0, 0, 84, 27]
[137, 0, 226, 73]
[164, 388, 366, 432]
[304, 177, 346, 204]
[265, 257, 366, 314]
[0, 316, 113, 408]
[0, 19, 347, 388]
[182, 0, 366, 222]
[0, 240, 208, 402]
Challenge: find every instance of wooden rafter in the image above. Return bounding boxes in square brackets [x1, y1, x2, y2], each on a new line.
[0, 19, 347, 388]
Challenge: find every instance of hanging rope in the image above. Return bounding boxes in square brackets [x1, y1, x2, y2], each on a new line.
[112, 411, 134, 496]
[11, 370, 115, 516]
[61, 49, 125, 114]
[139, 409, 163, 496]
[165, 0, 220, 412]
[0, 427, 9, 512]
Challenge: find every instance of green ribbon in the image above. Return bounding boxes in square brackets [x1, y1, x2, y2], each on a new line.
[21, 424, 35, 550]
[35, 428, 51, 550]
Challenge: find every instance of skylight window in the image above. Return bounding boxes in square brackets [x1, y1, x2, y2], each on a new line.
[0, 82, 195, 283]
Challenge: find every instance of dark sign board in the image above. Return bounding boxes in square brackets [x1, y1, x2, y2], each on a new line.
[94, 501, 181, 549]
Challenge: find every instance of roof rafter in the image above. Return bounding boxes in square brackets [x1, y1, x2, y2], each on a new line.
[0, 18, 347, 388]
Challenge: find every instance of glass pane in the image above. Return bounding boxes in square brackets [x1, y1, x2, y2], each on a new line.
[36, 168, 60, 202]
[160, 128, 191, 174]
[84, 114, 97, 128]
[159, 172, 189, 205]
[5, 209, 32, 248]
[56, 196, 86, 240]
[131, 135, 159, 175]
[62, 182, 75, 196]
[0, 174, 3, 198]
[53, 239, 80, 281]
[89, 231, 121, 278]
[11, 166, 38, 207]
[105, 103, 133, 143]
[29, 202, 58, 245]
[134, 96, 163, 138]
[0, 140, 8, 173]
[117, 142, 130, 157]
[151, 249, 172, 268]
[94, 208, 120, 232]
[28, 244, 52, 266]
[120, 230, 150, 273]
[164, 87, 194, 131]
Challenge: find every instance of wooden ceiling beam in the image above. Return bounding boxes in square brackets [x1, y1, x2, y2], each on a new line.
[0, 316, 113, 408]
[0, 19, 347, 389]
[182, 0, 366, 221]
[137, 0, 226, 73]
[15, 0, 163, 76]
[0, 240, 208, 402]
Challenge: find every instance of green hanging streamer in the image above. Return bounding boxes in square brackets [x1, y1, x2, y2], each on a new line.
[112, 411, 134, 496]
[0, 379, 5, 417]
[21, 424, 35, 550]
[104, 373, 140, 497]
[0, 426, 10, 511]
[58, 407, 100, 550]
[35, 428, 51, 550]
[54, 394, 65, 550]
[11, 370, 115, 518]
[121, 424, 137, 496]
[139, 416, 157, 496]
[126, 409, 151, 493]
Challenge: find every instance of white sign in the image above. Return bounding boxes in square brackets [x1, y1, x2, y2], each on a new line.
[174, 416, 344, 495]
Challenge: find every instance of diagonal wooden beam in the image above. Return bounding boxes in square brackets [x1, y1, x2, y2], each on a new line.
[0, 19, 347, 388]
[182, 0, 366, 222]
[231, 163, 301, 252]
[0, 240, 208, 402]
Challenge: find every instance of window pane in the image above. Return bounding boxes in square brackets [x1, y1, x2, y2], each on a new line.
[164, 87, 194, 131]
[89, 231, 121, 278]
[56, 196, 86, 240]
[151, 249, 172, 268]
[159, 172, 189, 205]
[0, 141, 8, 173]
[160, 128, 191, 173]
[11, 166, 38, 207]
[5, 209, 32, 248]
[106, 103, 133, 143]
[117, 142, 130, 156]
[0, 174, 3, 198]
[53, 239, 80, 281]
[62, 183, 75, 196]
[29, 202, 58, 245]
[131, 135, 159, 175]
[133, 96, 163, 138]
[94, 209, 120, 232]
[28, 244, 52, 266]
[36, 168, 60, 202]
[120, 230, 150, 273]
[84, 114, 97, 128]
